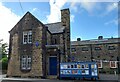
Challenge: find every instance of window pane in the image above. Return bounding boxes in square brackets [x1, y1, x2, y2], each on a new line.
[23, 31, 32, 44]
[71, 48, 76, 52]
[94, 47, 101, 50]
[26, 56, 31, 70]
[28, 35, 32, 43]
[23, 34, 27, 44]
[110, 61, 117, 68]
[28, 31, 32, 43]
[108, 46, 115, 50]
[21, 56, 26, 69]
[21, 55, 32, 70]
[98, 61, 102, 68]
[82, 47, 88, 51]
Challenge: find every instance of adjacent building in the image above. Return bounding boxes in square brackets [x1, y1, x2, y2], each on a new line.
[71, 36, 120, 74]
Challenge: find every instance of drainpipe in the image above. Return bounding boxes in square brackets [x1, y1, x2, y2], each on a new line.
[90, 44, 93, 62]
[58, 49, 61, 79]
[117, 57, 120, 74]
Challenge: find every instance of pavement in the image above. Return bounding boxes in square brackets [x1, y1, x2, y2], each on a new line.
[0, 74, 119, 82]
[99, 74, 119, 81]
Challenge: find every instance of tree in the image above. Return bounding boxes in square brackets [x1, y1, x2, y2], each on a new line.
[1, 57, 8, 70]
[0, 39, 8, 59]
[0, 39, 8, 70]
[2, 42, 8, 58]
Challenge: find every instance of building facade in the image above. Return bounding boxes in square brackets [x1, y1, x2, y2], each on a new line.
[7, 9, 70, 78]
[7, 8, 120, 78]
[71, 36, 120, 74]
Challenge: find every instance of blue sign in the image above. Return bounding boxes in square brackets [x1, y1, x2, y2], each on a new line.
[35, 41, 39, 47]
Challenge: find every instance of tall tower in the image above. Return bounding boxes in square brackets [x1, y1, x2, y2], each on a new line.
[61, 9, 70, 62]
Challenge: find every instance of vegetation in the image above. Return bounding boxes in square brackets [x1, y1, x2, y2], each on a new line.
[0, 39, 8, 70]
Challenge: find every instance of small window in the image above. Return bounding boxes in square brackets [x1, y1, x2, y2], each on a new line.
[21, 55, 32, 70]
[98, 61, 102, 68]
[21, 56, 26, 69]
[23, 31, 32, 44]
[95, 47, 101, 50]
[54, 39, 57, 44]
[23, 32, 28, 44]
[71, 48, 76, 52]
[82, 47, 88, 51]
[110, 61, 117, 68]
[108, 46, 115, 50]
[28, 31, 32, 43]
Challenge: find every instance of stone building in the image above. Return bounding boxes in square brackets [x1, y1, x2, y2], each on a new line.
[71, 36, 120, 74]
[7, 9, 70, 78]
[7, 7, 120, 78]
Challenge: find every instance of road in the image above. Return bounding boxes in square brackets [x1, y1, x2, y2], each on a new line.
[1, 79, 118, 82]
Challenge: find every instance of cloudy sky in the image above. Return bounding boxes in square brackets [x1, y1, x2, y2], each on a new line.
[0, 0, 119, 43]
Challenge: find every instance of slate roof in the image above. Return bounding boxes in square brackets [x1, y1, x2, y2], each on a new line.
[9, 12, 45, 33]
[71, 38, 120, 45]
[45, 22, 65, 34]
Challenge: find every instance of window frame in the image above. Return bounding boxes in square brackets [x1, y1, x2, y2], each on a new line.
[82, 47, 88, 51]
[21, 55, 32, 70]
[28, 31, 32, 44]
[23, 32, 28, 44]
[71, 48, 76, 52]
[98, 60, 102, 68]
[23, 31, 32, 44]
[110, 61, 117, 68]
[108, 45, 115, 50]
[94, 47, 102, 50]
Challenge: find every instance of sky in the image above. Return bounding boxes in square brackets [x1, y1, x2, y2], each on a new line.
[0, 0, 119, 43]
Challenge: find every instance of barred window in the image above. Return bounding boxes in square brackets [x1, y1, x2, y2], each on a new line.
[108, 46, 115, 50]
[110, 61, 117, 68]
[82, 47, 88, 51]
[94, 47, 101, 50]
[98, 61, 102, 68]
[71, 48, 76, 52]
[21, 55, 32, 70]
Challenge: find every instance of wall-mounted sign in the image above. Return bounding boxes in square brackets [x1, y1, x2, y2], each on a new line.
[35, 41, 39, 47]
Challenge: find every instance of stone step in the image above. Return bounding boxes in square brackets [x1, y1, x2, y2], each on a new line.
[47, 75, 57, 79]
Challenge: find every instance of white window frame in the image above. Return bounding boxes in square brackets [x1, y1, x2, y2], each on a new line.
[23, 32, 28, 44]
[23, 31, 32, 44]
[110, 61, 117, 68]
[21, 56, 26, 69]
[26, 56, 32, 70]
[28, 31, 32, 44]
[21, 55, 32, 70]
[98, 60, 102, 68]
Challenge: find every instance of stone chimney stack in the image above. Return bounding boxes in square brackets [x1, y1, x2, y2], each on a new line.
[98, 36, 103, 40]
[61, 9, 70, 62]
[77, 38, 81, 41]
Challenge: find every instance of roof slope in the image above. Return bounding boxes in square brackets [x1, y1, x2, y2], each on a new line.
[9, 11, 45, 33]
[45, 22, 65, 34]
